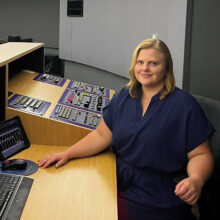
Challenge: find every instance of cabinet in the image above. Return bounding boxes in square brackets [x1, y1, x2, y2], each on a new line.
[0, 42, 44, 122]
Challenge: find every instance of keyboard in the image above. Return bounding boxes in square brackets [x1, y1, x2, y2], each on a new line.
[0, 173, 33, 220]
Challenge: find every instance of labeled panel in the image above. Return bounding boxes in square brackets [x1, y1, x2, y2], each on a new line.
[58, 89, 109, 114]
[50, 104, 102, 130]
[67, 80, 110, 98]
[8, 94, 51, 116]
[33, 73, 66, 87]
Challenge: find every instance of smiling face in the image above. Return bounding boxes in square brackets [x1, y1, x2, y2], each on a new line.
[134, 48, 167, 91]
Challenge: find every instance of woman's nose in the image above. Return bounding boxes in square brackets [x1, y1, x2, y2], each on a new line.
[142, 63, 149, 71]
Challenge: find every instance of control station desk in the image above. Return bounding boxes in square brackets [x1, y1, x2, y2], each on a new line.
[0, 42, 117, 220]
[13, 145, 117, 220]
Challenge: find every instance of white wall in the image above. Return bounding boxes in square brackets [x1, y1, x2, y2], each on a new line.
[60, 0, 187, 88]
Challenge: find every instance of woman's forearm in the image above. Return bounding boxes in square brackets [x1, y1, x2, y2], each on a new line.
[65, 129, 111, 160]
[175, 141, 214, 205]
[187, 151, 214, 187]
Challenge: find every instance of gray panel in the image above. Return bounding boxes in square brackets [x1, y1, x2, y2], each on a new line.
[102, 0, 147, 78]
[145, 0, 188, 88]
[59, 0, 72, 59]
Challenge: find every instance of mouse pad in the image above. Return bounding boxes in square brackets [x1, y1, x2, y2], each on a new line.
[0, 160, 38, 176]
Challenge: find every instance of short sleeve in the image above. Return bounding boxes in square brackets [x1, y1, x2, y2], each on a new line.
[102, 89, 120, 131]
[102, 101, 114, 131]
[102, 87, 128, 131]
[185, 99, 215, 152]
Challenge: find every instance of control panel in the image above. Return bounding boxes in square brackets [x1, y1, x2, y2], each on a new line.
[67, 80, 110, 98]
[33, 73, 66, 87]
[8, 94, 51, 116]
[58, 89, 109, 114]
[50, 104, 102, 129]
[8, 73, 113, 130]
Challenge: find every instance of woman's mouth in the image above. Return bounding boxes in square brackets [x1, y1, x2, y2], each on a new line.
[140, 74, 152, 78]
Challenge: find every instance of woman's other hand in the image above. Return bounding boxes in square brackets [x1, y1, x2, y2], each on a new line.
[174, 176, 202, 205]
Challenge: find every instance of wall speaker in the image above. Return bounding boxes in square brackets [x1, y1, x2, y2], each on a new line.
[67, 0, 83, 17]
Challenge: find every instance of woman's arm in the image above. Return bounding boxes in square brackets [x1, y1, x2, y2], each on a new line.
[38, 119, 112, 168]
[174, 140, 214, 205]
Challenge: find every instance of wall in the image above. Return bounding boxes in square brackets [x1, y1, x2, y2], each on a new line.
[65, 61, 129, 92]
[0, 0, 59, 49]
[60, 0, 188, 88]
[183, 0, 220, 101]
[1, 0, 219, 100]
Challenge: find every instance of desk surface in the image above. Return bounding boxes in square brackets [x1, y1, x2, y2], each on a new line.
[12, 144, 117, 220]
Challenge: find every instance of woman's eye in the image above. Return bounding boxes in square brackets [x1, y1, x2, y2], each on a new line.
[150, 62, 157, 66]
[137, 60, 143, 64]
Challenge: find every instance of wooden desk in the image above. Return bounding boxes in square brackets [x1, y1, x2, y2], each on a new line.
[13, 144, 117, 220]
[1, 42, 117, 219]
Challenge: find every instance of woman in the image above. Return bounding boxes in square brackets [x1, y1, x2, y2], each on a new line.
[38, 39, 215, 219]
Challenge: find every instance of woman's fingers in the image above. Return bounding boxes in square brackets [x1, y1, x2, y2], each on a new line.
[38, 153, 67, 168]
[174, 177, 202, 205]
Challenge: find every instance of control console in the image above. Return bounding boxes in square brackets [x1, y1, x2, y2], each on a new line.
[8, 94, 51, 116]
[58, 89, 109, 114]
[67, 80, 110, 98]
[33, 73, 66, 87]
[50, 104, 102, 129]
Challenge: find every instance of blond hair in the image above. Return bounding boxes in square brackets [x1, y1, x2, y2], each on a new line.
[126, 39, 175, 99]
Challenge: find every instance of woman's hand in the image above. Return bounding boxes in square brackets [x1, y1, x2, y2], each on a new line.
[174, 176, 202, 205]
[175, 141, 214, 205]
[38, 151, 70, 168]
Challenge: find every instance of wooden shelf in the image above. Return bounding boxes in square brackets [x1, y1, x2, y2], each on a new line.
[0, 42, 44, 66]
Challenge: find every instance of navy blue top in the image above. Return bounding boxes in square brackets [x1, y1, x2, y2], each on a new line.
[103, 87, 215, 208]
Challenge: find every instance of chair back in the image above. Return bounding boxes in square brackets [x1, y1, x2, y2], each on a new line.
[193, 94, 220, 220]
[193, 95, 220, 167]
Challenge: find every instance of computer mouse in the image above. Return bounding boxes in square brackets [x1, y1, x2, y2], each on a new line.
[2, 159, 27, 171]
